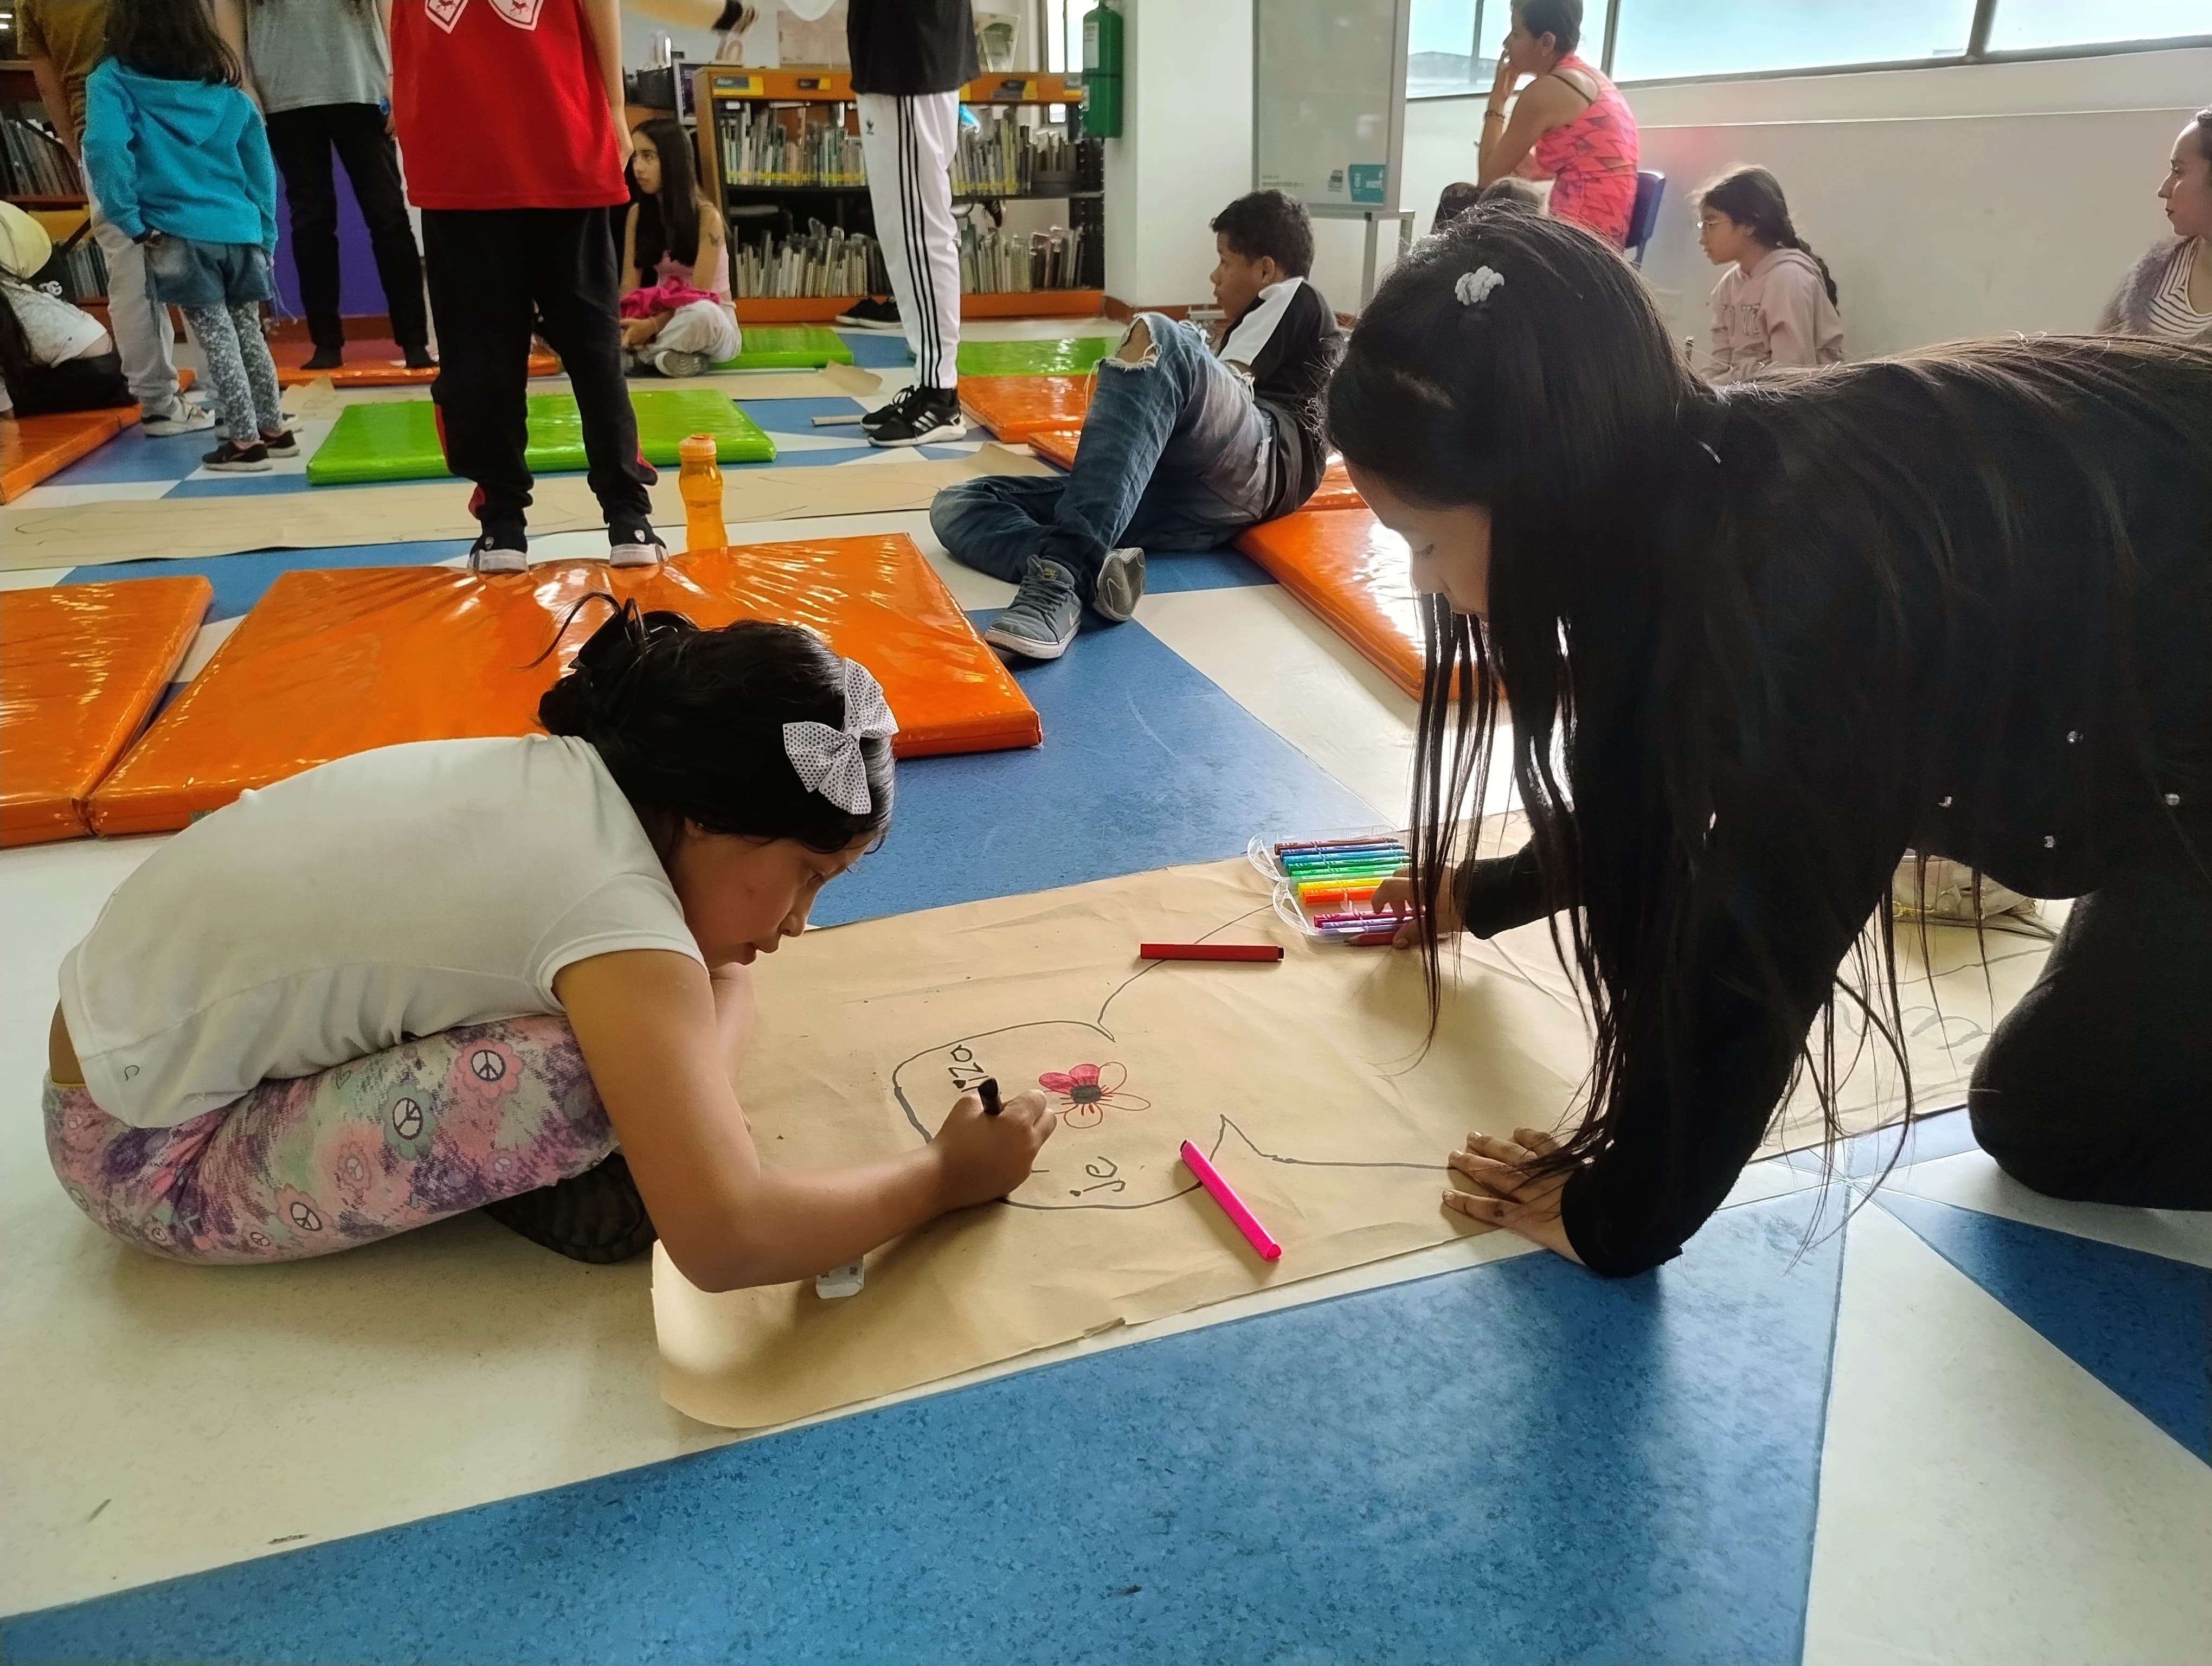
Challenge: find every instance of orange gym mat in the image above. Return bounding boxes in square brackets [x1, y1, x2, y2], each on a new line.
[1234, 506, 1424, 700]
[87, 537, 1041, 837]
[1025, 426, 1367, 513]
[272, 339, 560, 387]
[1, 368, 201, 502]
[1, 576, 212, 845]
[957, 374, 1091, 442]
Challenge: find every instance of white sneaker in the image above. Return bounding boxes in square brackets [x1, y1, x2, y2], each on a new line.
[142, 403, 216, 438]
[651, 348, 711, 379]
[1092, 547, 1146, 623]
[468, 533, 528, 575]
[608, 527, 667, 568]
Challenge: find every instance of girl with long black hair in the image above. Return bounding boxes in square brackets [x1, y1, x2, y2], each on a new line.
[619, 116, 740, 378]
[1335, 208, 2212, 1277]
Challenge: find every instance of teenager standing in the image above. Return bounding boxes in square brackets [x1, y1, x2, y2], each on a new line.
[389, 0, 661, 573]
[844, 0, 974, 447]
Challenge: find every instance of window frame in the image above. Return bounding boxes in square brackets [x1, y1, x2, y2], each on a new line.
[1403, 0, 2212, 101]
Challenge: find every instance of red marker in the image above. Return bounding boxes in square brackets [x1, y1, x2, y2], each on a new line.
[1139, 943, 1284, 963]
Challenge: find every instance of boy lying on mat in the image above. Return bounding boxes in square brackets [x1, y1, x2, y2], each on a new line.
[931, 190, 1343, 661]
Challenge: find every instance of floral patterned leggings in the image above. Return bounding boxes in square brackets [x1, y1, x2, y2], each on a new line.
[44, 1016, 616, 1264]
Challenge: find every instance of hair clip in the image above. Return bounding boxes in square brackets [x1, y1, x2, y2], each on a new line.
[1454, 267, 1505, 306]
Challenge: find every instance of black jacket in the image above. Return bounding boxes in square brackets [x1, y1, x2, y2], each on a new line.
[848, 0, 978, 97]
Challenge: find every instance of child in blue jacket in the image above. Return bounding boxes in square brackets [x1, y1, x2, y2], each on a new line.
[83, 0, 291, 471]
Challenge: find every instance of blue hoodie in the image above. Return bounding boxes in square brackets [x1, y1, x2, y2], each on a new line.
[82, 59, 276, 253]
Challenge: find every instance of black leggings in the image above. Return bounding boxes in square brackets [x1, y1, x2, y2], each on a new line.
[263, 102, 428, 353]
[1969, 828, 2212, 1208]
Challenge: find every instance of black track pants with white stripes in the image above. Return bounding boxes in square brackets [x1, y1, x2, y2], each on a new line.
[857, 91, 962, 389]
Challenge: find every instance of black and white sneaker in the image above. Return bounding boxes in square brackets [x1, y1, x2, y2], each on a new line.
[866, 385, 965, 448]
[608, 524, 668, 568]
[468, 530, 528, 574]
[651, 347, 711, 379]
[258, 428, 300, 458]
[836, 296, 902, 331]
[482, 1150, 657, 1265]
[201, 439, 271, 472]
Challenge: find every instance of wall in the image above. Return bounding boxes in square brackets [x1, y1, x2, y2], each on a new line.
[1398, 46, 2212, 355]
[1102, 0, 1254, 309]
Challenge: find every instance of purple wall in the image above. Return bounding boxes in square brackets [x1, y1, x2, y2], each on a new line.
[269, 165, 392, 324]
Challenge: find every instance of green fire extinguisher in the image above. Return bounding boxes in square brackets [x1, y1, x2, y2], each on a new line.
[1081, 3, 1123, 138]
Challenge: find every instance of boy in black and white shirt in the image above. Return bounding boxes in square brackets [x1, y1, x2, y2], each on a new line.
[931, 190, 1342, 659]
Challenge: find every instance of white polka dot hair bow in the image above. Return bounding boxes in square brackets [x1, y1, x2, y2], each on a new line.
[782, 658, 899, 816]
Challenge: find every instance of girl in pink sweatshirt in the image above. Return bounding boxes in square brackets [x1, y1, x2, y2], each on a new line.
[1696, 166, 1844, 383]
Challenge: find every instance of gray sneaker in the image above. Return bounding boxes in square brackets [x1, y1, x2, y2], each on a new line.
[651, 347, 712, 379]
[985, 558, 1082, 660]
[142, 402, 216, 438]
[1092, 546, 1146, 623]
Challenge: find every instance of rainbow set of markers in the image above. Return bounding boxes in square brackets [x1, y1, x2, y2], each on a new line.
[1271, 834, 1410, 946]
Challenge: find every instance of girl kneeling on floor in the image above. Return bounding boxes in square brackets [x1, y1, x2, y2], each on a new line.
[46, 606, 1054, 1285]
[620, 117, 741, 380]
[81, 0, 292, 472]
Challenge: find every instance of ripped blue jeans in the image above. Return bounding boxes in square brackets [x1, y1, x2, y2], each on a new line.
[929, 313, 1279, 604]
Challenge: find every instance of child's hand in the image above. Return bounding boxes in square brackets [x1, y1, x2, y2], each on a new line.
[1369, 865, 1464, 950]
[931, 1087, 1056, 1209]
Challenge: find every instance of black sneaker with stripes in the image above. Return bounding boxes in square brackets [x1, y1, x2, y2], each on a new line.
[866, 385, 965, 448]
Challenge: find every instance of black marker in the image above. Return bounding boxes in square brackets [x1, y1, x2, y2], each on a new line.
[977, 1077, 1002, 1116]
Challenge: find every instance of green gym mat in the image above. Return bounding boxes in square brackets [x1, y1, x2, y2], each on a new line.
[306, 390, 776, 485]
[930, 337, 1114, 377]
[710, 325, 855, 370]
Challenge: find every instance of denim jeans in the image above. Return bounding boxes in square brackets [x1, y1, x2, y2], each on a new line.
[930, 313, 1278, 600]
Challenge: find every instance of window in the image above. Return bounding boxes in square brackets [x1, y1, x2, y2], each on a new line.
[1986, 1, 2211, 53]
[1610, 1, 1978, 82]
[1406, 0, 1613, 99]
[1400, 0, 2209, 97]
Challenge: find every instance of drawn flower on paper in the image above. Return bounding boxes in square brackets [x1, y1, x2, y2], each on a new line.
[1036, 1062, 1151, 1130]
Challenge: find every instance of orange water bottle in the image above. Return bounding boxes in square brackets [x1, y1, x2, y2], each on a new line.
[677, 433, 726, 553]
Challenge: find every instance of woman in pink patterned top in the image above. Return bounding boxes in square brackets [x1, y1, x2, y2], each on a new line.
[1475, 1, 1640, 248]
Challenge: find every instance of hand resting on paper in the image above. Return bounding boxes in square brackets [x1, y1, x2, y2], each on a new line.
[1369, 866, 1465, 950]
[1444, 1127, 1584, 1263]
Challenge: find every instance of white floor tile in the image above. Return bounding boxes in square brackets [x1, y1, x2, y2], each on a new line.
[7, 481, 177, 511]
[1888, 1150, 2212, 1269]
[1801, 1206, 2212, 1665]
[172, 614, 241, 684]
[1134, 585, 1420, 820]
[0, 568, 70, 592]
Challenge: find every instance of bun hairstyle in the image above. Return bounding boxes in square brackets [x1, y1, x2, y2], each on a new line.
[537, 598, 893, 855]
[1695, 165, 1840, 307]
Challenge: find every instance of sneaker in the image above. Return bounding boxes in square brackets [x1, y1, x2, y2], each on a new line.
[1092, 546, 1146, 623]
[836, 296, 902, 331]
[984, 557, 1082, 660]
[468, 531, 529, 574]
[608, 525, 667, 568]
[481, 1150, 657, 1265]
[300, 347, 344, 371]
[258, 428, 300, 458]
[402, 346, 436, 370]
[651, 347, 711, 379]
[201, 439, 271, 472]
[866, 385, 965, 448]
[142, 402, 216, 438]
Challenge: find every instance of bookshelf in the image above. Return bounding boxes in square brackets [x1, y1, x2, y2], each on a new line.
[2, 62, 104, 304]
[692, 67, 1104, 325]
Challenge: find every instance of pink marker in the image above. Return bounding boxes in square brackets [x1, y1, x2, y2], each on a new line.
[1179, 1140, 1283, 1261]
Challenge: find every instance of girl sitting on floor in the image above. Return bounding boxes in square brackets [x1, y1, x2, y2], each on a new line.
[1695, 165, 1844, 382]
[81, 0, 292, 472]
[0, 202, 132, 419]
[1338, 208, 2210, 1277]
[620, 117, 741, 379]
[46, 606, 1054, 1284]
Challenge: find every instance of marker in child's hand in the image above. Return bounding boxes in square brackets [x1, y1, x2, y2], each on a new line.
[1180, 1140, 1283, 1261]
[977, 1076, 1002, 1116]
[816, 1260, 865, 1298]
[1139, 943, 1284, 963]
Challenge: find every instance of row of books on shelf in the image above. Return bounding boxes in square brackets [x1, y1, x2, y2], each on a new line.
[959, 223, 1089, 295]
[718, 105, 865, 188]
[44, 239, 108, 303]
[948, 123, 1079, 198]
[2, 117, 85, 200]
[727, 221, 1092, 299]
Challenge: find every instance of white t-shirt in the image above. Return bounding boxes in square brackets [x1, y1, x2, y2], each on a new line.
[60, 735, 703, 1127]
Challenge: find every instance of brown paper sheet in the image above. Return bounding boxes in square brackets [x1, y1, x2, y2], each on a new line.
[2, 446, 1047, 572]
[654, 856, 2052, 1430]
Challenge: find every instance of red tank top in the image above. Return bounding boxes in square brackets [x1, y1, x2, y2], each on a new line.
[1531, 55, 1639, 247]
